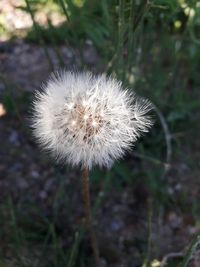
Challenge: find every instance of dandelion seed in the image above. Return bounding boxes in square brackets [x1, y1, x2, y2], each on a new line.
[84, 114, 89, 120]
[31, 71, 153, 169]
[92, 120, 97, 127]
[67, 102, 74, 109]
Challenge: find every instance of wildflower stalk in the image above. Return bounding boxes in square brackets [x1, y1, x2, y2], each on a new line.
[81, 167, 100, 267]
[24, 0, 53, 70]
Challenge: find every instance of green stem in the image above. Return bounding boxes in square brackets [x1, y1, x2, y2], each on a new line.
[81, 167, 101, 267]
[117, 0, 125, 80]
[67, 172, 111, 267]
[24, 0, 54, 69]
[178, 233, 200, 267]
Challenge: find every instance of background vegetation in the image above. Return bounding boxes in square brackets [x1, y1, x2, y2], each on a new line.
[0, 0, 200, 266]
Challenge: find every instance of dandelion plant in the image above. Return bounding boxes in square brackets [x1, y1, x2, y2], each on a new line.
[31, 71, 152, 267]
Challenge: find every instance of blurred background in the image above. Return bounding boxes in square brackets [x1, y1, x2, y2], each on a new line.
[0, 0, 200, 266]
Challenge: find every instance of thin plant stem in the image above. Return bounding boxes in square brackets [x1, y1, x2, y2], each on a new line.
[47, 18, 65, 67]
[178, 233, 200, 267]
[117, 0, 125, 80]
[126, 0, 134, 73]
[58, 0, 84, 66]
[160, 252, 184, 267]
[81, 167, 100, 267]
[67, 172, 112, 267]
[24, 0, 54, 69]
[152, 104, 172, 176]
[142, 197, 153, 267]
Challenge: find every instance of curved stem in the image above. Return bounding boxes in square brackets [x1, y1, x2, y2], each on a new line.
[81, 167, 100, 267]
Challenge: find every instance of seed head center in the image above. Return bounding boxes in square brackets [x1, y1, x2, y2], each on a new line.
[69, 102, 104, 140]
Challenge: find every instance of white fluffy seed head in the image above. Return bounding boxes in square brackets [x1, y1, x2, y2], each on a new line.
[31, 71, 153, 169]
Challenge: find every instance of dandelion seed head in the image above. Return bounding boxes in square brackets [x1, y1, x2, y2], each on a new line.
[31, 71, 153, 169]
